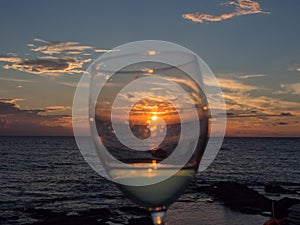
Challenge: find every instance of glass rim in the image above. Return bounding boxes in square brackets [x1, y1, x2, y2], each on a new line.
[89, 50, 198, 74]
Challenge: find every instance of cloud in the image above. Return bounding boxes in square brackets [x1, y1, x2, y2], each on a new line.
[0, 38, 111, 76]
[217, 77, 263, 92]
[288, 64, 300, 72]
[182, 0, 270, 23]
[208, 76, 300, 136]
[94, 49, 116, 53]
[0, 98, 24, 104]
[42, 105, 71, 115]
[183, 12, 236, 23]
[0, 55, 22, 63]
[277, 122, 288, 125]
[0, 98, 24, 109]
[30, 38, 93, 55]
[239, 74, 267, 79]
[44, 105, 71, 112]
[0, 77, 35, 83]
[59, 81, 79, 88]
[221, 83, 300, 136]
[0, 98, 43, 115]
[225, 115, 299, 137]
[0, 99, 72, 135]
[2, 56, 91, 75]
[286, 83, 300, 95]
[227, 0, 267, 15]
[274, 83, 300, 95]
[206, 76, 298, 114]
[39, 115, 72, 129]
[280, 112, 293, 116]
[224, 92, 299, 114]
[224, 111, 294, 118]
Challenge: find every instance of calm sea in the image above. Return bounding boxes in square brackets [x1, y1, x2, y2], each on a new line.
[1, 137, 299, 225]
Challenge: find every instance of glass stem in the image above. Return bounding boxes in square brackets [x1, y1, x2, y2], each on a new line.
[150, 208, 167, 225]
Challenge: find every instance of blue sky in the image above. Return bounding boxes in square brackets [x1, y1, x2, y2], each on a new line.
[0, 0, 299, 136]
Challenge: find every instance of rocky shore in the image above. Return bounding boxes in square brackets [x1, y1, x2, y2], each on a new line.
[199, 182, 300, 221]
[14, 207, 152, 225]
[5, 182, 298, 225]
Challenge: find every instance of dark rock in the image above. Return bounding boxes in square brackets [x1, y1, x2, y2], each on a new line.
[32, 213, 105, 225]
[128, 216, 153, 225]
[199, 182, 272, 214]
[151, 147, 167, 158]
[18, 208, 59, 220]
[275, 198, 300, 219]
[20, 207, 112, 225]
[19, 206, 153, 225]
[198, 182, 300, 220]
[7, 216, 19, 220]
[265, 184, 297, 194]
[86, 208, 113, 217]
[118, 206, 148, 216]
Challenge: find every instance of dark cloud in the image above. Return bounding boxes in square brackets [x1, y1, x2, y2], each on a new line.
[280, 112, 293, 116]
[0, 38, 112, 76]
[0, 99, 72, 136]
[224, 111, 295, 118]
[277, 122, 288, 125]
[2, 56, 90, 75]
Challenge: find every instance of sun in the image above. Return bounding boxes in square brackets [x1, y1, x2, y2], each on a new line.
[151, 115, 158, 121]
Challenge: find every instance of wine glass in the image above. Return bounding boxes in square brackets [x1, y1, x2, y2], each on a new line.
[72, 40, 226, 224]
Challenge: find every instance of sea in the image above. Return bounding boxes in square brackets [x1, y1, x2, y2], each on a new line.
[1, 137, 299, 225]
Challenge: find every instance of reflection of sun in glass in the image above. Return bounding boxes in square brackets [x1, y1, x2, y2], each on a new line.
[156, 216, 162, 224]
[148, 50, 156, 55]
[151, 115, 158, 121]
[147, 69, 154, 74]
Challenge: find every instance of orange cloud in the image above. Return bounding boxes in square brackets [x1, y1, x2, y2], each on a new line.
[183, 12, 236, 23]
[239, 74, 267, 79]
[44, 106, 71, 111]
[223, 90, 299, 115]
[197, 75, 299, 136]
[213, 77, 300, 137]
[39, 115, 72, 129]
[275, 83, 300, 95]
[0, 98, 24, 104]
[226, 116, 300, 137]
[0, 56, 22, 63]
[183, 0, 270, 23]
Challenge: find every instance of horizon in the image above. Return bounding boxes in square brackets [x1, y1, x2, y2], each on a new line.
[1, 135, 299, 138]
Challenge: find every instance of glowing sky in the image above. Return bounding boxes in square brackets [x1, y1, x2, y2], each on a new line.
[0, 0, 299, 136]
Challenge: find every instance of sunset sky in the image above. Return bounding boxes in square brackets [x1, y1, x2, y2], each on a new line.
[0, 0, 299, 137]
